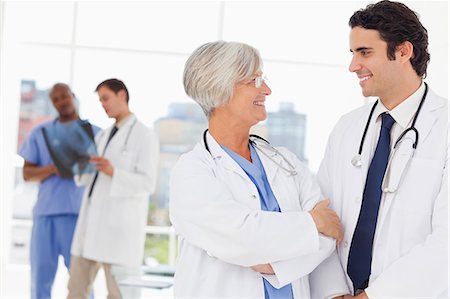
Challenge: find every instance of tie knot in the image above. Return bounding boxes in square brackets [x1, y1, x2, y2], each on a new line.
[381, 113, 395, 130]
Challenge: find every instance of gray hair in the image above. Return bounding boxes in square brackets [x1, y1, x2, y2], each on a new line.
[183, 41, 262, 118]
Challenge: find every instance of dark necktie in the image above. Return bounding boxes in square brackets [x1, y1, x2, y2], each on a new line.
[87, 126, 118, 198]
[347, 113, 395, 291]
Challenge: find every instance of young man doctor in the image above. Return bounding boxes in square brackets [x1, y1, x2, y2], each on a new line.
[67, 79, 159, 298]
[310, 1, 448, 298]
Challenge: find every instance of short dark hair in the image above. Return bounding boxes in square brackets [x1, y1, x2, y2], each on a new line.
[95, 78, 130, 102]
[349, 0, 430, 78]
[50, 82, 74, 97]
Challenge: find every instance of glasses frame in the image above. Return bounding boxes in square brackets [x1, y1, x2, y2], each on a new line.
[254, 74, 268, 88]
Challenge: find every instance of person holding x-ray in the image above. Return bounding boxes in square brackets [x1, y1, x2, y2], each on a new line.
[169, 41, 344, 298]
[67, 78, 159, 299]
[309, 1, 448, 298]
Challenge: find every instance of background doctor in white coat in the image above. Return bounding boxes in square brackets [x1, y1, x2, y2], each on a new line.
[309, 1, 448, 298]
[68, 78, 159, 298]
[169, 41, 345, 299]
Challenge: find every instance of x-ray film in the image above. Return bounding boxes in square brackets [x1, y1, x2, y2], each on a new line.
[42, 120, 97, 178]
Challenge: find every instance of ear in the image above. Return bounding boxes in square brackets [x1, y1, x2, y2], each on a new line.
[118, 90, 127, 102]
[396, 41, 414, 63]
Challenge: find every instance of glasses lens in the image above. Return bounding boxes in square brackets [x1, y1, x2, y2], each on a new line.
[255, 75, 267, 88]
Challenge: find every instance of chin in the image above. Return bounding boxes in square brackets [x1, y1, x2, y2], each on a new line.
[256, 115, 267, 124]
[361, 88, 372, 98]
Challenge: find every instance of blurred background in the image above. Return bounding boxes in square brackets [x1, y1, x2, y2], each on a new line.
[0, 1, 448, 298]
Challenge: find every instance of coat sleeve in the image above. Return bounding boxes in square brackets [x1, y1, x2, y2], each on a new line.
[169, 150, 321, 267]
[365, 158, 448, 298]
[309, 129, 351, 299]
[262, 148, 338, 288]
[263, 235, 335, 288]
[110, 127, 159, 197]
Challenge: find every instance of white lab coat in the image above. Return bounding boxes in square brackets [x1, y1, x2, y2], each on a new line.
[71, 115, 159, 266]
[169, 132, 341, 298]
[310, 88, 448, 298]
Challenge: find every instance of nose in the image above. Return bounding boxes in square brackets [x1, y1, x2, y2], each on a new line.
[261, 81, 272, 95]
[348, 55, 361, 73]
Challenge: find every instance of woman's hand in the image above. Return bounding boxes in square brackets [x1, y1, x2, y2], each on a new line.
[309, 199, 343, 244]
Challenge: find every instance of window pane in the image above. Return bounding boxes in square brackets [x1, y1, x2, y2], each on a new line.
[72, 49, 190, 128]
[76, 2, 221, 53]
[222, 1, 367, 66]
[144, 234, 170, 265]
[263, 61, 362, 171]
[5, 44, 72, 86]
[4, 2, 74, 44]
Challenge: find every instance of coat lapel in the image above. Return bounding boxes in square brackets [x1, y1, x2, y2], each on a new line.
[359, 105, 378, 188]
[252, 140, 283, 184]
[414, 89, 444, 148]
[376, 88, 444, 230]
[205, 131, 250, 180]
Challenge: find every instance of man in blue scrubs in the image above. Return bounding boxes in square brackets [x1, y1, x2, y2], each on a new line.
[19, 83, 99, 299]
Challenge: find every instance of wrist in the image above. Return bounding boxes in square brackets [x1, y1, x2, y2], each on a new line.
[309, 210, 323, 233]
[107, 166, 114, 177]
[48, 165, 56, 174]
[357, 291, 368, 299]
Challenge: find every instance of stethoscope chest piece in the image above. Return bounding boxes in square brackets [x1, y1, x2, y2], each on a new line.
[351, 154, 362, 167]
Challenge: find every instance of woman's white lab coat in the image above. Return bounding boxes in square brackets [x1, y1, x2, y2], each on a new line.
[310, 89, 448, 298]
[169, 132, 339, 298]
[71, 116, 159, 266]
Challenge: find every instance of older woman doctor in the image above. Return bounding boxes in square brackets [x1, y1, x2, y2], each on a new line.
[169, 41, 344, 298]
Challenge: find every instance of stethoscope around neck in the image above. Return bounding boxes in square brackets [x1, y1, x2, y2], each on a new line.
[351, 82, 428, 192]
[102, 118, 137, 156]
[203, 129, 298, 176]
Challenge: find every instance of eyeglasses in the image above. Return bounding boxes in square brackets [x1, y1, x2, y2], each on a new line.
[254, 74, 268, 88]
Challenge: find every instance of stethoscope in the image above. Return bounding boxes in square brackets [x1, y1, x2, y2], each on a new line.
[101, 118, 137, 156]
[120, 119, 137, 155]
[203, 129, 298, 176]
[351, 82, 428, 192]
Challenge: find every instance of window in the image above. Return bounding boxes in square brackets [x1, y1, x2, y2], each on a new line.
[1, 2, 448, 296]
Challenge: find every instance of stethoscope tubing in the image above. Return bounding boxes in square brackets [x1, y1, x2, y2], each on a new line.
[203, 129, 297, 176]
[356, 82, 428, 158]
[100, 118, 137, 156]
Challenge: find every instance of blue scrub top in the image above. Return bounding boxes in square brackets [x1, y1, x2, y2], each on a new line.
[19, 119, 100, 217]
[221, 143, 294, 299]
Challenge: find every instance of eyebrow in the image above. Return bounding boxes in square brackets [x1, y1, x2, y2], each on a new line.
[350, 47, 373, 53]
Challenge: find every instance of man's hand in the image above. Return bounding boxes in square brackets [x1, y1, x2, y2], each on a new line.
[333, 292, 368, 299]
[309, 199, 343, 244]
[23, 161, 59, 182]
[355, 291, 368, 299]
[47, 164, 59, 176]
[90, 156, 114, 177]
[251, 264, 275, 275]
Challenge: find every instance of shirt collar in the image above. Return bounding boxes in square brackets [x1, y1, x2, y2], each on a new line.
[115, 113, 135, 129]
[373, 81, 425, 129]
